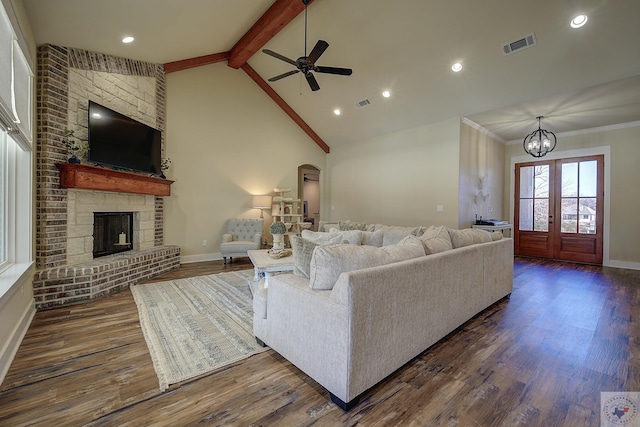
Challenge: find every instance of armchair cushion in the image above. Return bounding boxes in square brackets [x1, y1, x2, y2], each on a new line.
[220, 218, 263, 260]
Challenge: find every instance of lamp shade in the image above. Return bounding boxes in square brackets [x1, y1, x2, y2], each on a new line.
[252, 195, 272, 209]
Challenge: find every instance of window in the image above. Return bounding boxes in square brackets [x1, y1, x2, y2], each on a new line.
[0, 130, 6, 268]
[0, 0, 33, 286]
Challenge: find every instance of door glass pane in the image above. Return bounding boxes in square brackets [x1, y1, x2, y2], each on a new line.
[534, 199, 548, 232]
[579, 160, 597, 197]
[561, 198, 578, 233]
[520, 166, 534, 198]
[534, 165, 549, 198]
[579, 198, 597, 234]
[519, 199, 533, 231]
[562, 162, 578, 197]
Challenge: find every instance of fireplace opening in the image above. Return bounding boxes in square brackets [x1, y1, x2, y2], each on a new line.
[93, 212, 134, 258]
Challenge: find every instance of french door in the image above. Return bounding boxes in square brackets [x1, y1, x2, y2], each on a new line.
[514, 155, 604, 264]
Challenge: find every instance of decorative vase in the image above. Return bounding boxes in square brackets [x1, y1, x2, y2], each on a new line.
[272, 233, 285, 251]
[68, 155, 81, 164]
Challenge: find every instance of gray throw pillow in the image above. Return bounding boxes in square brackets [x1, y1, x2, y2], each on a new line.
[291, 235, 318, 278]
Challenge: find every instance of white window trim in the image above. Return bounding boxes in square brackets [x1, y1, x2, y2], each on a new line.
[0, 0, 33, 298]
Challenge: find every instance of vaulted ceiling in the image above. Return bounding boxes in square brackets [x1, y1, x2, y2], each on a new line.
[22, 0, 640, 150]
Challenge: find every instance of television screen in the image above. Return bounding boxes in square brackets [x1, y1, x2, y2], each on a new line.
[88, 100, 162, 174]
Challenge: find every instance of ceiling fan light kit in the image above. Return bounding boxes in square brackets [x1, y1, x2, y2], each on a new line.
[523, 116, 557, 158]
[262, 0, 352, 91]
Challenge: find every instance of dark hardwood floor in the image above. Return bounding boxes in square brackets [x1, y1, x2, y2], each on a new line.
[1, 257, 638, 426]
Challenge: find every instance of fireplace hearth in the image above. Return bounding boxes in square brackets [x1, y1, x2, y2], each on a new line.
[94, 212, 134, 258]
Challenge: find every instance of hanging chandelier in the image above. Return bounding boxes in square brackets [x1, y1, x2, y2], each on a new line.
[523, 116, 557, 158]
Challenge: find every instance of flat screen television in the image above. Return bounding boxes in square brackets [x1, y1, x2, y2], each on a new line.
[88, 100, 162, 174]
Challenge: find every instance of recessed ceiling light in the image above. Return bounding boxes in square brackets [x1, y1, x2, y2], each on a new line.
[333, 109, 341, 116]
[382, 90, 391, 98]
[122, 36, 135, 44]
[570, 14, 588, 28]
[452, 62, 463, 72]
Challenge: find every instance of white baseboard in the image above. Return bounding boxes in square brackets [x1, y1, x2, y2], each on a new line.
[0, 299, 35, 385]
[180, 252, 222, 264]
[606, 259, 640, 271]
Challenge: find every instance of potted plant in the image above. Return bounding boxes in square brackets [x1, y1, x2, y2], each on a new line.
[160, 157, 171, 178]
[269, 221, 286, 251]
[63, 129, 89, 164]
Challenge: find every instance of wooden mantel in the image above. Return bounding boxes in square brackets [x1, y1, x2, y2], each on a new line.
[56, 163, 174, 196]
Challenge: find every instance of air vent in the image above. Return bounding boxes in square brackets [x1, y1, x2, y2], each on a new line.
[502, 32, 537, 56]
[356, 99, 371, 108]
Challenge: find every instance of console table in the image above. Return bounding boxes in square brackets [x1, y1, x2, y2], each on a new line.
[471, 223, 513, 237]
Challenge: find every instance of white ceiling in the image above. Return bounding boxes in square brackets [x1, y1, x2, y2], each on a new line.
[22, 0, 640, 147]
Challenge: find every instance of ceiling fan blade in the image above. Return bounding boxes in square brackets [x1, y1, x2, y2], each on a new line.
[316, 66, 353, 76]
[268, 69, 300, 82]
[306, 40, 329, 64]
[305, 72, 320, 91]
[262, 49, 297, 66]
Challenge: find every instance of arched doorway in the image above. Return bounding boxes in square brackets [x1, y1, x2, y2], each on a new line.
[298, 165, 320, 231]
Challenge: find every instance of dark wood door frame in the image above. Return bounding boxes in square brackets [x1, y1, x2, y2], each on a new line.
[510, 148, 610, 265]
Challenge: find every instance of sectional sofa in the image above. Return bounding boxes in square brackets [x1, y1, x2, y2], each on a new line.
[252, 223, 514, 410]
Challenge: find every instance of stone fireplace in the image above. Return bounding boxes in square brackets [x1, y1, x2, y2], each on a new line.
[32, 44, 180, 310]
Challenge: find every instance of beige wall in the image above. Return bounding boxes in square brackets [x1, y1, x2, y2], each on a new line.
[326, 117, 461, 228]
[459, 122, 505, 228]
[164, 63, 327, 261]
[505, 123, 640, 268]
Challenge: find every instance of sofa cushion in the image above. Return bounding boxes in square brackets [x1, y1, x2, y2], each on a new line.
[309, 235, 426, 290]
[373, 224, 426, 246]
[339, 220, 368, 231]
[319, 222, 339, 232]
[301, 229, 363, 245]
[291, 235, 319, 278]
[418, 225, 453, 254]
[448, 228, 492, 248]
[491, 231, 503, 241]
[361, 229, 384, 247]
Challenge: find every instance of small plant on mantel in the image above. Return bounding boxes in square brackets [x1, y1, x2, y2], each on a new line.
[63, 129, 89, 164]
[160, 157, 171, 178]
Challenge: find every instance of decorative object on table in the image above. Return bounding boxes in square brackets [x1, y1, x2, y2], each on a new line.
[220, 218, 263, 264]
[130, 269, 267, 392]
[267, 248, 292, 259]
[160, 157, 171, 178]
[523, 116, 557, 158]
[63, 129, 88, 164]
[252, 195, 272, 219]
[474, 174, 489, 224]
[269, 221, 286, 251]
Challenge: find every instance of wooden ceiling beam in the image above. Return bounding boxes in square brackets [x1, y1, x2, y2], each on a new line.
[241, 63, 330, 154]
[164, 51, 230, 74]
[227, 0, 313, 69]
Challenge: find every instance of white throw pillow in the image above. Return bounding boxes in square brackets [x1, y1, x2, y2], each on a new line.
[301, 229, 363, 245]
[374, 224, 426, 246]
[309, 235, 426, 290]
[448, 228, 492, 248]
[418, 225, 453, 254]
[361, 229, 384, 247]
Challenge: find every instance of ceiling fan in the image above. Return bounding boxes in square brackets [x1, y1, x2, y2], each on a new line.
[262, 0, 352, 91]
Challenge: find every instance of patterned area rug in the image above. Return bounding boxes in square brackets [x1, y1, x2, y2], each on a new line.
[130, 269, 267, 391]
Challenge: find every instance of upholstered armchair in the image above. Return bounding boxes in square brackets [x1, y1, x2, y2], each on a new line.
[220, 218, 264, 264]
